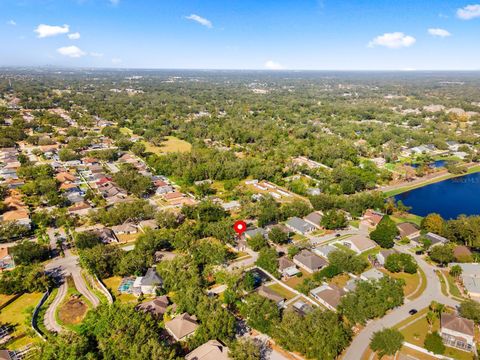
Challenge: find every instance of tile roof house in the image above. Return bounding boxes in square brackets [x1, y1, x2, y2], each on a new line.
[341, 235, 377, 254]
[362, 209, 384, 227]
[397, 222, 420, 239]
[257, 285, 286, 307]
[136, 295, 171, 318]
[285, 217, 316, 235]
[68, 201, 92, 216]
[165, 313, 198, 341]
[185, 340, 230, 360]
[440, 313, 475, 352]
[293, 250, 327, 273]
[278, 256, 300, 277]
[133, 267, 163, 295]
[1, 209, 31, 228]
[303, 211, 323, 229]
[310, 284, 345, 311]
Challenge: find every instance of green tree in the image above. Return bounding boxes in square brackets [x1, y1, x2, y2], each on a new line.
[370, 328, 404, 358]
[268, 226, 289, 244]
[370, 216, 398, 248]
[421, 213, 445, 235]
[424, 332, 445, 355]
[229, 338, 261, 360]
[247, 233, 267, 251]
[255, 247, 279, 277]
[449, 264, 462, 278]
[320, 210, 348, 230]
[10, 240, 49, 265]
[459, 300, 480, 324]
[429, 245, 454, 266]
[239, 293, 280, 335]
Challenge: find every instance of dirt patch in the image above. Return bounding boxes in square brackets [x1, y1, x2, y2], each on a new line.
[58, 295, 88, 325]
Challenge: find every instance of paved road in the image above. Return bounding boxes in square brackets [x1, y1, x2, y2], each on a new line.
[44, 247, 101, 330]
[44, 282, 67, 333]
[343, 246, 460, 360]
[227, 248, 259, 271]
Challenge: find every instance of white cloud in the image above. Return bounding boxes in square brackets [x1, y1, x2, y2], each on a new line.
[457, 4, 480, 20]
[7, 20, 16, 26]
[57, 45, 86, 58]
[368, 32, 416, 49]
[428, 28, 451, 37]
[90, 52, 104, 57]
[68, 32, 81, 40]
[185, 14, 212, 28]
[35, 24, 69, 38]
[111, 58, 122, 64]
[264, 60, 284, 70]
[110, 0, 120, 5]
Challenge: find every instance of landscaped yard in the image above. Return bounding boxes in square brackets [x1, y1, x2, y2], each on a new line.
[57, 277, 90, 331]
[391, 213, 423, 227]
[102, 276, 137, 303]
[115, 233, 139, 243]
[0, 292, 43, 350]
[282, 269, 312, 289]
[442, 270, 463, 298]
[267, 283, 296, 300]
[381, 269, 422, 299]
[329, 274, 351, 289]
[398, 309, 475, 360]
[0, 293, 16, 308]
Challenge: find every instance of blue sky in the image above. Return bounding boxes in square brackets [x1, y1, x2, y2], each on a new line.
[1, 0, 480, 70]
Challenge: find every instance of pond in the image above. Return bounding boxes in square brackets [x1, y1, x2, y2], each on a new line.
[394, 172, 480, 219]
[409, 160, 446, 168]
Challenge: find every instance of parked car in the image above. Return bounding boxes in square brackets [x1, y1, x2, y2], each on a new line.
[409, 309, 418, 315]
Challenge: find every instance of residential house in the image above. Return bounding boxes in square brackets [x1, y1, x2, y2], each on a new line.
[397, 222, 420, 239]
[313, 244, 336, 259]
[138, 219, 159, 231]
[292, 300, 313, 316]
[285, 217, 316, 235]
[257, 285, 286, 307]
[244, 228, 267, 240]
[440, 313, 475, 352]
[0, 247, 14, 271]
[165, 313, 198, 341]
[111, 223, 138, 237]
[278, 256, 299, 277]
[155, 184, 174, 195]
[136, 295, 171, 318]
[185, 340, 229, 360]
[133, 267, 163, 296]
[341, 235, 376, 254]
[90, 228, 117, 244]
[376, 249, 397, 266]
[310, 284, 345, 311]
[453, 246, 473, 262]
[304, 211, 323, 229]
[221, 200, 241, 211]
[163, 191, 184, 201]
[293, 250, 327, 273]
[448, 263, 480, 298]
[68, 201, 92, 216]
[360, 268, 385, 281]
[411, 232, 449, 247]
[1, 209, 31, 229]
[362, 209, 384, 228]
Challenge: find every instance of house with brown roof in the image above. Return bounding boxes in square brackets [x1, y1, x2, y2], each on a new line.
[68, 201, 92, 216]
[136, 295, 171, 318]
[1, 209, 31, 228]
[165, 313, 198, 341]
[453, 246, 473, 262]
[397, 222, 420, 239]
[163, 191, 184, 201]
[111, 223, 138, 236]
[293, 249, 328, 273]
[341, 235, 377, 254]
[278, 256, 299, 277]
[440, 313, 475, 352]
[304, 211, 323, 229]
[310, 284, 345, 311]
[257, 285, 286, 307]
[185, 340, 230, 360]
[55, 172, 77, 183]
[376, 249, 397, 266]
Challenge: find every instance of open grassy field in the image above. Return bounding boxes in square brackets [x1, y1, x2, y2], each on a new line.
[143, 136, 192, 155]
[0, 292, 43, 349]
[102, 276, 138, 303]
[391, 213, 423, 227]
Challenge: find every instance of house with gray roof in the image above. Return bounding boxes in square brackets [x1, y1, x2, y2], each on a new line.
[244, 227, 267, 240]
[449, 263, 480, 297]
[285, 217, 316, 235]
[304, 211, 323, 229]
[293, 249, 327, 273]
[411, 232, 449, 247]
[133, 267, 163, 295]
[313, 244, 336, 259]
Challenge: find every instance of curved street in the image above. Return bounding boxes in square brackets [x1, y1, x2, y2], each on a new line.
[44, 282, 67, 333]
[343, 245, 460, 360]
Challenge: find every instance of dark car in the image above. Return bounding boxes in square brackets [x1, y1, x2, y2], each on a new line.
[335, 233, 341, 237]
[409, 309, 418, 315]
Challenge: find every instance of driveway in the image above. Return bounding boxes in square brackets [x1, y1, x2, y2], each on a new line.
[343, 245, 459, 360]
[44, 281, 67, 333]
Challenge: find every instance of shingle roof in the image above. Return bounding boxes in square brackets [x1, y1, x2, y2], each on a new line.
[257, 285, 285, 303]
[441, 313, 475, 336]
[141, 268, 162, 286]
[185, 340, 229, 360]
[165, 313, 198, 340]
[294, 250, 327, 271]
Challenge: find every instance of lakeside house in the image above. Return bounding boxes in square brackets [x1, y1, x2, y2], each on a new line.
[411, 232, 449, 247]
[362, 209, 384, 228]
[396, 222, 420, 239]
[440, 313, 475, 352]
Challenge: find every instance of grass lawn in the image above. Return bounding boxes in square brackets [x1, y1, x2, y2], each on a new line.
[399, 312, 475, 360]
[143, 136, 191, 155]
[349, 220, 360, 229]
[408, 267, 427, 300]
[381, 269, 421, 298]
[359, 246, 381, 260]
[116, 233, 139, 243]
[0, 292, 43, 350]
[267, 283, 296, 300]
[443, 270, 463, 298]
[390, 213, 423, 227]
[282, 269, 312, 289]
[0, 294, 16, 308]
[329, 274, 351, 288]
[102, 276, 138, 304]
[57, 277, 90, 331]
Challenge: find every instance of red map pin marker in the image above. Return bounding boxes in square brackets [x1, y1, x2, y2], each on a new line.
[233, 220, 247, 235]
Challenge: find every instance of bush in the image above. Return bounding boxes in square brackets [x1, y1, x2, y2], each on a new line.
[424, 332, 445, 355]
